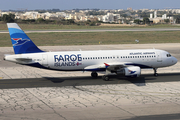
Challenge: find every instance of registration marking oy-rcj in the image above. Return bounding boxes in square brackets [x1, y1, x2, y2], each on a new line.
[0, 77, 3, 79]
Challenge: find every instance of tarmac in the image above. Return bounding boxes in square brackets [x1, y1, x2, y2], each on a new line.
[0, 43, 180, 120]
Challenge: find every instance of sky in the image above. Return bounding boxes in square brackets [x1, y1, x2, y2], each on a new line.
[1, 0, 180, 10]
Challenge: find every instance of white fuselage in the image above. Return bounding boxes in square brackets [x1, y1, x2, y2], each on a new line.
[4, 49, 177, 72]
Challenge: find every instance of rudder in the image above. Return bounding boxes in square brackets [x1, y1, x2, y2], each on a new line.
[7, 23, 44, 54]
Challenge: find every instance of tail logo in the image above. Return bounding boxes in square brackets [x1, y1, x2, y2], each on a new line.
[12, 38, 30, 46]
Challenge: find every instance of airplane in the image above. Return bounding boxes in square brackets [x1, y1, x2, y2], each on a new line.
[4, 23, 177, 81]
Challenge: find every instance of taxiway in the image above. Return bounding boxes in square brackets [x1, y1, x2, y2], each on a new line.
[0, 28, 180, 33]
[0, 44, 180, 120]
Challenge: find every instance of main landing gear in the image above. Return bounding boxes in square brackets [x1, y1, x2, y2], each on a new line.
[102, 75, 110, 81]
[91, 72, 98, 78]
[153, 68, 158, 77]
[91, 72, 110, 81]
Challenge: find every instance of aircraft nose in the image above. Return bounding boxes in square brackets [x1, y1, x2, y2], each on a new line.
[172, 57, 177, 65]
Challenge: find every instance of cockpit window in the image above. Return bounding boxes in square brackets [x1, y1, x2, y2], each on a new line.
[167, 54, 171, 57]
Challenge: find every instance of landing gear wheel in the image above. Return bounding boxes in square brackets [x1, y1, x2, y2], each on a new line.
[153, 68, 158, 77]
[102, 75, 109, 81]
[154, 73, 158, 77]
[91, 72, 98, 78]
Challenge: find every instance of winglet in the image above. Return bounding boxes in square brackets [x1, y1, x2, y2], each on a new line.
[7, 23, 44, 54]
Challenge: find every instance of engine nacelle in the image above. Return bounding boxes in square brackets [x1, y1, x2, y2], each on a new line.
[124, 66, 141, 77]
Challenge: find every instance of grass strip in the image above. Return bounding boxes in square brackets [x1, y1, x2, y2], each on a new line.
[0, 31, 180, 47]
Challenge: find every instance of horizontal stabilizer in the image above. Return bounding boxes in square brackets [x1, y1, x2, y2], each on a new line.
[15, 58, 32, 62]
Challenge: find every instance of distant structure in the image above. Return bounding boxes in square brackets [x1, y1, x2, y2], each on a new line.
[149, 11, 174, 24]
[162, 14, 167, 19]
[150, 13, 153, 18]
[102, 13, 121, 23]
[127, 7, 133, 11]
[154, 11, 157, 18]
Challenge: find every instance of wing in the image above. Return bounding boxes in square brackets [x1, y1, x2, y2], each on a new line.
[84, 62, 132, 72]
[84, 62, 141, 77]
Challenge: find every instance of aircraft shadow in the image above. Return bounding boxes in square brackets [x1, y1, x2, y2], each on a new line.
[123, 113, 180, 120]
[0, 73, 180, 89]
[43, 72, 180, 87]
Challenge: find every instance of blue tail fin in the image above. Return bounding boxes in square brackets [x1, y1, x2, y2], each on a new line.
[7, 23, 44, 54]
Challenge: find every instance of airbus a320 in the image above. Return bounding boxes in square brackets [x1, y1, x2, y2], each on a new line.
[4, 23, 177, 80]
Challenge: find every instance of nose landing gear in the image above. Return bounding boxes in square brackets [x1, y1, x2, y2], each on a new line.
[153, 68, 158, 77]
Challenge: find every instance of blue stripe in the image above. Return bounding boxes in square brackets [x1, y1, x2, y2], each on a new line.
[23, 63, 152, 72]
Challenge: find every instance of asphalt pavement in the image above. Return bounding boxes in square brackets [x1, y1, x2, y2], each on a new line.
[1, 28, 180, 33]
[0, 44, 180, 120]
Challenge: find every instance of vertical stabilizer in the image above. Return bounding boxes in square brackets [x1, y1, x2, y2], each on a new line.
[7, 23, 44, 54]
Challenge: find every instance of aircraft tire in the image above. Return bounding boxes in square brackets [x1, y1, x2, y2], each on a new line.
[102, 75, 110, 81]
[154, 73, 158, 77]
[91, 72, 98, 78]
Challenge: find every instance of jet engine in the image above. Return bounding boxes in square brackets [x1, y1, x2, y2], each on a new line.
[116, 66, 141, 77]
[124, 66, 141, 77]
